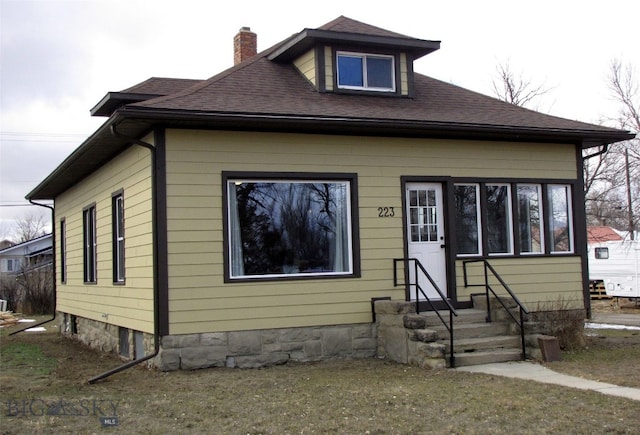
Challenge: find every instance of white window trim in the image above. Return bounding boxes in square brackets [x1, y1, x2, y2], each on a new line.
[336, 51, 396, 92]
[486, 183, 514, 256]
[454, 183, 482, 257]
[548, 184, 574, 254]
[517, 184, 545, 255]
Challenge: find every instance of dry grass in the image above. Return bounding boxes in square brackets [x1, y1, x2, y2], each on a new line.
[2, 319, 639, 434]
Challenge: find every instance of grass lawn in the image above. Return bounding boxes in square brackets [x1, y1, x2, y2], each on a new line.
[1, 316, 639, 434]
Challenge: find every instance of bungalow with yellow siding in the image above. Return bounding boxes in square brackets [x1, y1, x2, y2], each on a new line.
[26, 16, 634, 373]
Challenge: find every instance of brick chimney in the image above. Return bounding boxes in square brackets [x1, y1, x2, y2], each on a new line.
[234, 27, 257, 65]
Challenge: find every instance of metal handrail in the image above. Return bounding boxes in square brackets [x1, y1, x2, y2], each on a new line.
[462, 259, 529, 360]
[394, 258, 458, 367]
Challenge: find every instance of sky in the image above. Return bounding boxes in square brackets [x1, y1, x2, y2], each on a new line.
[1, 0, 638, 238]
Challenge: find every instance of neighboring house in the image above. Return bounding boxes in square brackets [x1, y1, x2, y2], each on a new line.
[26, 17, 634, 370]
[587, 226, 639, 299]
[0, 234, 53, 276]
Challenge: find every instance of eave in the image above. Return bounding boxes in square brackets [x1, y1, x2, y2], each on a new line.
[268, 28, 440, 62]
[90, 92, 166, 117]
[25, 108, 634, 201]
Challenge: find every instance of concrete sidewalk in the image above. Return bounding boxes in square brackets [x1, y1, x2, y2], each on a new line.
[455, 361, 640, 402]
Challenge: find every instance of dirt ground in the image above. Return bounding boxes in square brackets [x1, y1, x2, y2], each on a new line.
[1, 310, 640, 434]
[591, 297, 640, 314]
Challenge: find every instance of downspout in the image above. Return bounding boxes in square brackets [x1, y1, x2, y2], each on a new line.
[9, 201, 56, 335]
[580, 142, 610, 319]
[88, 123, 160, 384]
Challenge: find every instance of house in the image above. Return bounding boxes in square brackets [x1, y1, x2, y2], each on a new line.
[0, 234, 53, 276]
[0, 234, 53, 312]
[26, 17, 634, 371]
[587, 226, 639, 299]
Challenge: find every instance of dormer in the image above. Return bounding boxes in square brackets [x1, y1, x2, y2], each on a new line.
[268, 16, 440, 97]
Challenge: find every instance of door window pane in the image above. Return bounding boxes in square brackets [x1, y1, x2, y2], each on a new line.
[408, 188, 438, 242]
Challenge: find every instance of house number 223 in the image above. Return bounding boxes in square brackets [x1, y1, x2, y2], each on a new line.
[377, 207, 395, 217]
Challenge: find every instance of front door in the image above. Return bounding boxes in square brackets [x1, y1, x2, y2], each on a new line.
[406, 182, 447, 300]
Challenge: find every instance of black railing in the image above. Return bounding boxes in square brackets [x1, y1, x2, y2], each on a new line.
[394, 258, 458, 368]
[462, 259, 529, 360]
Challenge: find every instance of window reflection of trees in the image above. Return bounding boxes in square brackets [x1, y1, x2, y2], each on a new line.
[549, 185, 570, 252]
[455, 185, 479, 255]
[486, 185, 511, 254]
[232, 182, 348, 276]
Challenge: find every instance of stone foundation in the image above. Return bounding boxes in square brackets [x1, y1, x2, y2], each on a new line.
[59, 312, 155, 361]
[58, 311, 377, 371]
[156, 323, 377, 371]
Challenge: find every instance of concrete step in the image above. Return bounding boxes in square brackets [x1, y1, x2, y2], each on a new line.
[450, 348, 524, 368]
[443, 335, 522, 353]
[419, 309, 487, 326]
[432, 321, 510, 339]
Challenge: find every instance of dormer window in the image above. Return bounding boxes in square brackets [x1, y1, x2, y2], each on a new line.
[336, 52, 395, 92]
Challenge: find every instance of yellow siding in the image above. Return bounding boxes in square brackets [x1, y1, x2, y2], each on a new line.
[293, 49, 316, 86]
[55, 142, 154, 333]
[165, 129, 579, 334]
[324, 46, 333, 91]
[400, 53, 408, 95]
[456, 257, 584, 309]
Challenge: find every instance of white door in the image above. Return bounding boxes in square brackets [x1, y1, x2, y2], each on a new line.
[406, 183, 447, 300]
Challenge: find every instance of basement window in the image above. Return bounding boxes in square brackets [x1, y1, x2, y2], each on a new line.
[336, 52, 395, 92]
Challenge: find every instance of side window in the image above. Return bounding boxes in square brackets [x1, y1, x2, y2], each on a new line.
[60, 218, 67, 283]
[454, 184, 481, 256]
[485, 184, 513, 255]
[454, 182, 573, 257]
[83, 204, 97, 283]
[516, 185, 544, 254]
[336, 52, 395, 92]
[112, 192, 125, 283]
[547, 184, 573, 253]
[225, 174, 358, 280]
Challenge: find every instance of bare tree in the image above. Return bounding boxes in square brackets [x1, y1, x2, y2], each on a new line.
[586, 59, 640, 235]
[13, 211, 48, 243]
[492, 60, 554, 109]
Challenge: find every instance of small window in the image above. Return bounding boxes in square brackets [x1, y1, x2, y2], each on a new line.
[225, 175, 358, 280]
[112, 192, 125, 283]
[7, 259, 14, 272]
[547, 185, 573, 253]
[337, 52, 395, 92]
[454, 184, 481, 255]
[516, 185, 544, 254]
[595, 247, 609, 259]
[486, 184, 513, 255]
[60, 218, 67, 283]
[83, 204, 97, 283]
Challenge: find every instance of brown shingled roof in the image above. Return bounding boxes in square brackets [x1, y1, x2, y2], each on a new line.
[26, 16, 635, 201]
[125, 16, 628, 140]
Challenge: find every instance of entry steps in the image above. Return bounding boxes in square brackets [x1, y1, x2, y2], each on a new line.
[406, 308, 524, 367]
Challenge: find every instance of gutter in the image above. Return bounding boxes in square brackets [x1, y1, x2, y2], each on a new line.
[87, 123, 161, 384]
[9, 201, 56, 336]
